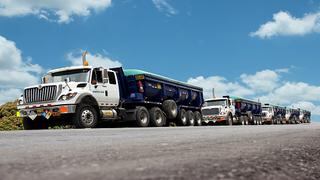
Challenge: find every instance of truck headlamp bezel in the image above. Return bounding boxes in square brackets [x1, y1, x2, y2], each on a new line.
[58, 92, 78, 101]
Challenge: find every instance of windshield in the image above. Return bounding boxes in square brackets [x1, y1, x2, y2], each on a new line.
[205, 100, 226, 106]
[262, 107, 271, 112]
[44, 69, 90, 83]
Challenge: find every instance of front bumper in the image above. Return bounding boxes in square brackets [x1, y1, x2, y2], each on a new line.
[17, 104, 76, 120]
[202, 115, 226, 123]
[262, 117, 272, 123]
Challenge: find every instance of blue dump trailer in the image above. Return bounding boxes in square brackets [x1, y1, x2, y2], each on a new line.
[232, 96, 263, 125]
[111, 67, 204, 127]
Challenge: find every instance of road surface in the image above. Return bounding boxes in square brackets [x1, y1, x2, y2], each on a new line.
[0, 123, 320, 180]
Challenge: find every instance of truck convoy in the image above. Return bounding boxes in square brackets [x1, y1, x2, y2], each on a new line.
[202, 96, 263, 125]
[261, 104, 286, 124]
[17, 55, 204, 129]
[16, 53, 312, 129]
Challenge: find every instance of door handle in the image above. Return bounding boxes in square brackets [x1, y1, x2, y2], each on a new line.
[105, 91, 108, 96]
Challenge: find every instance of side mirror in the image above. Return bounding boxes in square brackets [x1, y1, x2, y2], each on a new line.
[64, 77, 71, 83]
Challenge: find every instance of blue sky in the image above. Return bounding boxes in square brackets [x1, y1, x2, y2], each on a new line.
[0, 0, 320, 120]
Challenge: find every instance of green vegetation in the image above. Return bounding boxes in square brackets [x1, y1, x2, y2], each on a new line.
[0, 101, 23, 131]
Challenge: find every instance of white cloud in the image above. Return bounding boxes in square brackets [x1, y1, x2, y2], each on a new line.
[240, 69, 282, 93]
[67, 51, 122, 68]
[291, 101, 320, 115]
[0, 35, 44, 104]
[187, 76, 254, 99]
[152, 0, 178, 16]
[0, 0, 112, 23]
[250, 11, 320, 38]
[258, 82, 320, 105]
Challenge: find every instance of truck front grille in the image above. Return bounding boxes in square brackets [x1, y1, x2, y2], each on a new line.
[202, 108, 220, 115]
[24, 85, 57, 104]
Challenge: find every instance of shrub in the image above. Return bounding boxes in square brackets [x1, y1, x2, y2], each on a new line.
[0, 101, 23, 131]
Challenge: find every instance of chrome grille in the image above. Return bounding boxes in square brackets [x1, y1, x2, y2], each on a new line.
[24, 85, 57, 104]
[202, 108, 220, 116]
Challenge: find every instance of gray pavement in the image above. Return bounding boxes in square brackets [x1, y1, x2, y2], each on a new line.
[0, 123, 320, 180]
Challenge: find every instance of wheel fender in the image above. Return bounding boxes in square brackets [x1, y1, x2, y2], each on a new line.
[75, 93, 100, 114]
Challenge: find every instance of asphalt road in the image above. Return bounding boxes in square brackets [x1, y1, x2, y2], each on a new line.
[0, 123, 320, 180]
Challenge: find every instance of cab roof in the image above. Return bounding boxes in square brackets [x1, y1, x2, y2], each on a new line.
[47, 66, 93, 74]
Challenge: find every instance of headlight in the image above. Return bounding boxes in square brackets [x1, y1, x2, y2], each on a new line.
[59, 92, 77, 101]
[17, 95, 23, 105]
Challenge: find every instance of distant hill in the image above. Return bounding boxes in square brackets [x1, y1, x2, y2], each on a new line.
[0, 101, 23, 131]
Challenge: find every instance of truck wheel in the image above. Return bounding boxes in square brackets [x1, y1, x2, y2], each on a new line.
[23, 117, 34, 130]
[194, 111, 202, 126]
[162, 100, 178, 119]
[187, 110, 195, 126]
[135, 106, 150, 127]
[177, 109, 187, 126]
[149, 107, 165, 127]
[73, 104, 98, 128]
[253, 116, 257, 125]
[226, 114, 233, 126]
[240, 116, 245, 125]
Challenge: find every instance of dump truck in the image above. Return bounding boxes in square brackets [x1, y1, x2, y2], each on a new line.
[299, 109, 311, 123]
[285, 108, 300, 124]
[17, 55, 204, 129]
[261, 104, 286, 124]
[202, 96, 262, 125]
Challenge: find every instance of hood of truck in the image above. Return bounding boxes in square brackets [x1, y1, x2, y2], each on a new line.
[21, 82, 89, 105]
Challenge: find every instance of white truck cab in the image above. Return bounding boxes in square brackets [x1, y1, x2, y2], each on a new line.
[17, 65, 121, 129]
[201, 97, 235, 125]
[261, 105, 274, 124]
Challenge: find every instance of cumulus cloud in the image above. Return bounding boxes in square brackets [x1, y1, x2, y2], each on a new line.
[0, 35, 44, 104]
[187, 76, 254, 99]
[240, 69, 283, 93]
[152, 0, 178, 16]
[67, 51, 122, 68]
[250, 11, 320, 38]
[0, 0, 112, 23]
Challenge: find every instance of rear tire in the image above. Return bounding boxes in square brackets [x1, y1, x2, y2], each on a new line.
[135, 106, 150, 127]
[177, 109, 187, 126]
[186, 110, 195, 126]
[73, 104, 98, 128]
[240, 116, 245, 125]
[149, 107, 165, 127]
[162, 100, 178, 119]
[194, 111, 202, 126]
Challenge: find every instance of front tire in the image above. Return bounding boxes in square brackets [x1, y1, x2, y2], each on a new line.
[194, 111, 202, 126]
[73, 104, 98, 128]
[23, 117, 34, 130]
[226, 114, 233, 126]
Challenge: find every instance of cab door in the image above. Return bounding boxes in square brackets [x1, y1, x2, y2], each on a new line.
[103, 69, 120, 107]
[90, 68, 107, 106]
[90, 68, 120, 107]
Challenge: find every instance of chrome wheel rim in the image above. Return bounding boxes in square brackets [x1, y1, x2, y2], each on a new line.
[155, 112, 162, 124]
[81, 109, 94, 125]
[140, 111, 148, 124]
